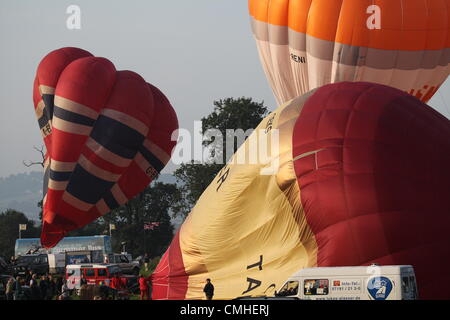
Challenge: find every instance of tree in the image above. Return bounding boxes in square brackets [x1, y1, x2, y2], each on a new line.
[23, 145, 46, 168]
[0, 210, 40, 259]
[173, 97, 268, 217]
[105, 182, 180, 258]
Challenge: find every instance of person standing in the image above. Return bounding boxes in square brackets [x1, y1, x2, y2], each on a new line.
[29, 274, 41, 300]
[39, 275, 49, 300]
[203, 279, 214, 300]
[110, 274, 122, 300]
[139, 275, 149, 300]
[5, 277, 15, 300]
[55, 276, 63, 297]
[47, 275, 56, 300]
[144, 254, 150, 272]
[59, 281, 70, 300]
[80, 273, 87, 286]
[13, 276, 22, 300]
[25, 270, 33, 286]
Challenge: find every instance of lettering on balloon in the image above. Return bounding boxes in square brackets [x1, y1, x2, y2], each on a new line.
[145, 166, 158, 179]
[366, 5, 381, 30]
[247, 255, 263, 271]
[242, 255, 264, 295]
[265, 113, 276, 134]
[242, 278, 262, 295]
[66, 5, 81, 30]
[290, 54, 306, 64]
[216, 166, 230, 192]
[408, 85, 440, 102]
[42, 123, 52, 136]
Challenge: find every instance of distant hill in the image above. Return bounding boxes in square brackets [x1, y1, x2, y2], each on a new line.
[0, 171, 43, 221]
[0, 171, 180, 224]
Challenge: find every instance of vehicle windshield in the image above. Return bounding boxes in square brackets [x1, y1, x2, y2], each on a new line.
[108, 265, 122, 275]
[17, 256, 35, 264]
[276, 281, 299, 296]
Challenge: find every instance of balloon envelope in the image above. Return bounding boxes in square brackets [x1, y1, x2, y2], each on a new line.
[152, 82, 450, 300]
[249, 0, 450, 105]
[33, 47, 178, 248]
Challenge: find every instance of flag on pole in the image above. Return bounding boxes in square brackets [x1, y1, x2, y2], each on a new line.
[19, 224, 27, 231]
[110, 224, 116, 230]
[144, 222, 160, 230]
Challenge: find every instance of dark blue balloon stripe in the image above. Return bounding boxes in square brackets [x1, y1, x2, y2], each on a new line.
[90, 115, 144, 159]
[53, 105, 96, 127]
[66, 165, 114, 205]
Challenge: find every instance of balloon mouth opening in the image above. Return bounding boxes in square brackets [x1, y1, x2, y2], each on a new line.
[40, 215, 78, 248]
[41, 222, 66, 249]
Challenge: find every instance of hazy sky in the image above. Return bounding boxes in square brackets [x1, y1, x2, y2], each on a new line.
[0, 1, 449, 178]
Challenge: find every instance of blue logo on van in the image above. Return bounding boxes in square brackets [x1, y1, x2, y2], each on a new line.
[367, 277, 393, 300]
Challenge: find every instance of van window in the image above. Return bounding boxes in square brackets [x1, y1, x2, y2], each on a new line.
[97, 269, 107, 277]
[402, 275, 418, 299]
[277, 281, 299, 296]
[304, 279, 329, 295]
[402, 276, 410, 294]
[409, 276, 418, 299]
[84, 269, 95, 277]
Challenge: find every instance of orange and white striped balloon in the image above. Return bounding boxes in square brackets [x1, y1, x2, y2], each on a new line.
[249, 0, 450, 105]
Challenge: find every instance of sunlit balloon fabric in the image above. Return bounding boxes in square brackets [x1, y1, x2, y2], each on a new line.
[249, 0, 450, 105]
[152, 82, 450, 300]
[33, 47, 178, 248]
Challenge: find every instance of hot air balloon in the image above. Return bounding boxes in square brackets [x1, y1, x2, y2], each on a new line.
[33, 47, 178, 248]
[152, 82, 450, 300]
[249, 0, 450, 105]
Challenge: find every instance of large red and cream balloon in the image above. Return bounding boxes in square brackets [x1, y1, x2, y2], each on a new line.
[152, 81, 450, 300]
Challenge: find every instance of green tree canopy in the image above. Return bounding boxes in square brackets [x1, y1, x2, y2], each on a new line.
[104, 182, 180, 258]
[173, 97, 269, 217]
[0, 209, 40, 259]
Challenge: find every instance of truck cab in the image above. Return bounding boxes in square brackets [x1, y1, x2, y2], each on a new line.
[104, 253, 140, 275]
[275, 265, 418, 300]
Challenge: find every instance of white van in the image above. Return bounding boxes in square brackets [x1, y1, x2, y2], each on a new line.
[275, 265, 418, 300]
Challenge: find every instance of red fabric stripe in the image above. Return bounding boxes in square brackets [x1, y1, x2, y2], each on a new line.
[152, 231, 188, 300]
[81, 146, 125, 175]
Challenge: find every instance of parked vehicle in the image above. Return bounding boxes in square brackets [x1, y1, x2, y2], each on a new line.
[65, 263, 139, 294]
[104, 253, 140, 275]
[275, 265, 418, 300]
[12, 254, 49, 276]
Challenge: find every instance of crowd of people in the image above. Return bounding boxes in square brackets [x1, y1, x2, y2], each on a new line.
[4, 271, 153, 300]
[4, 271, 67, 300]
